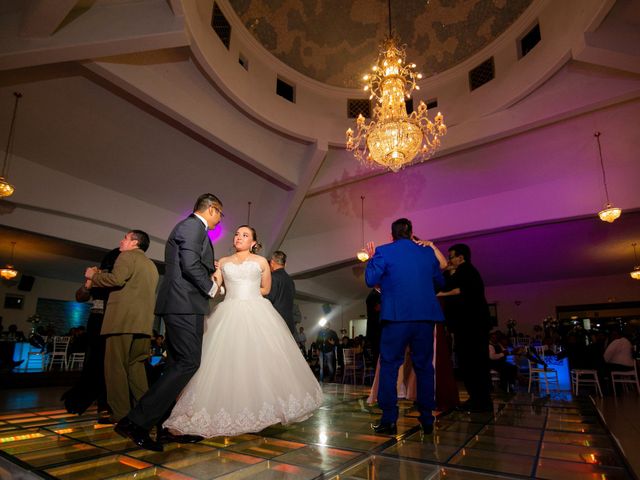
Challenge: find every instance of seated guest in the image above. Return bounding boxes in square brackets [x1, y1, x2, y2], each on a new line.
[603, 330, 634, 372]
[6, 324, 26, 342]
[150, 335, 165, 356]
[559, 333, 588, 370]
[489, 331, 518, 390]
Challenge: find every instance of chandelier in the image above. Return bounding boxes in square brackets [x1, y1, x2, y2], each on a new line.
[0, 241, 18, 280]
[630, 243, 640, 281]
[593, 132, 621, 223]
[346, 2, 446, 173]
[356, 195, 369, 262]
[1, 92, 23, 198]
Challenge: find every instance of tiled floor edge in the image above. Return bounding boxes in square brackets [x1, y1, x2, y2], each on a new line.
[590, 394, 640, 480]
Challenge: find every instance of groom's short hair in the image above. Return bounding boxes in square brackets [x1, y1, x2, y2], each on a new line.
[193, 193, 223, 213]
[391, 218, 412, 240]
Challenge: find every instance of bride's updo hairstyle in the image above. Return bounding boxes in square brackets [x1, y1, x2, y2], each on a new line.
[237, 225, 262, 254]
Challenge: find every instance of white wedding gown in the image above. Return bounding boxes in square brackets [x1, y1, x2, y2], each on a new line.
[163, 260, 323, 437]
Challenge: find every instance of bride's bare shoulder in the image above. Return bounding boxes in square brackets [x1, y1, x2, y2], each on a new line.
[251, 254, 269, 269]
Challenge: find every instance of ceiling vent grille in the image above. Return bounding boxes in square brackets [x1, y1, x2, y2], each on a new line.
[469, 57, 495, 91]
[211, 3, 231, 49]
[276, 78, 295, 103]
[519, 23, 541, 58]
[347, 99, 371, 119]
[426, 98, 438, 110]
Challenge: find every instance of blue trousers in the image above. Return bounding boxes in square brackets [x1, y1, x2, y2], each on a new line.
[378, 321, 435, 425]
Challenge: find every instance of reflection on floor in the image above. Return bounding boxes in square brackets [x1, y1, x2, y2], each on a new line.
[0, 384, 635, 479]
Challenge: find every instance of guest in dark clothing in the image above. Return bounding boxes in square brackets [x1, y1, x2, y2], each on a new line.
[62, 248, 120, 419]
[560, 333, 589, 370]
[266, 250, 296, 335]
[365, 287, 382, 366]
[316, 323, 339, 382]
[489, 331, 518, 391]
[439, 243, 492, 412]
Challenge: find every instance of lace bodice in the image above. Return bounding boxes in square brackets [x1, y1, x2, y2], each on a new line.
[222, 261, 262, 300]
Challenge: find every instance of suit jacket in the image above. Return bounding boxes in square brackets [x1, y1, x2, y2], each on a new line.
[155, 214, 215, 315]
[365, 238, 444, 322]
[91, 248, 159, 335]
[266, 268, 296, 332]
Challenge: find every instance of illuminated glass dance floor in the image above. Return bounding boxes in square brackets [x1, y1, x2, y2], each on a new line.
[0, 384, 634, 479]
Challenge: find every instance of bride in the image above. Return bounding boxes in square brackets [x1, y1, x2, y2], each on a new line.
[163, 225, 323, 437]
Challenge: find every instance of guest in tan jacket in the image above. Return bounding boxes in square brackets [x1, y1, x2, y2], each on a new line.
[86, 230, 159, 422]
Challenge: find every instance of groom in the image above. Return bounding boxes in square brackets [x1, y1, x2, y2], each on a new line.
[365, 218, 444, 435]
[115, 193, 223, 451]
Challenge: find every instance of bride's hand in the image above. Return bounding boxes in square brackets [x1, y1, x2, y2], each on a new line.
[213, 269, 222, 286]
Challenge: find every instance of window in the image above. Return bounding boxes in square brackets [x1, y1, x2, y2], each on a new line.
[211, 2, 231, 49]
[276, 77, 295, 103]
[469, 57, 495, 91]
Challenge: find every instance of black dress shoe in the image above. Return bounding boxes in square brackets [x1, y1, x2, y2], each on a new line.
[115, 418, 163, 452]
[157, 428, 203, 444]
[371, 422, 397, 435]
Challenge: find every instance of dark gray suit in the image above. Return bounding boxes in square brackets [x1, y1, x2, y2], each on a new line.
[266, 268, 296, 335]
[128, 214, 215, 429]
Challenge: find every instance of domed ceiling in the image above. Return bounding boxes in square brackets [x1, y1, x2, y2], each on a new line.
[228, 0, 533, 88]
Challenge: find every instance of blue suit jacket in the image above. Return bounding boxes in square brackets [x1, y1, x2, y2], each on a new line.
[365, 238, 445, 322]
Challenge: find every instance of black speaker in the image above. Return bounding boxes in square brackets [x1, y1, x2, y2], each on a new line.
[18, 275, 35, 291]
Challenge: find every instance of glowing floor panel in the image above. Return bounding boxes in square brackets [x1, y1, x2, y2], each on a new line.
[0, 385, 634, 479]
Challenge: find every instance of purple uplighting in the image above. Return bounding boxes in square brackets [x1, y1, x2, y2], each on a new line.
[208, 223, 224, 243]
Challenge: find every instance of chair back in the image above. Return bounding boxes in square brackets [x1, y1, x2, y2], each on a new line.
[52, 336, 71, 353]
[343, 348, 355, 368]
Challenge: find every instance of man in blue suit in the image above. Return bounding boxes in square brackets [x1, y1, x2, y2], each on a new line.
[365, 218, 444, 434]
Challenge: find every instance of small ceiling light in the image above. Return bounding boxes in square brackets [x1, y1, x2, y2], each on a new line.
[0, 241, 18, 280]
[594, 132, 621, 223]
[630, 243, 640, 280]
[0, 92, 23, 198]
[356, 195, 369, 262]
